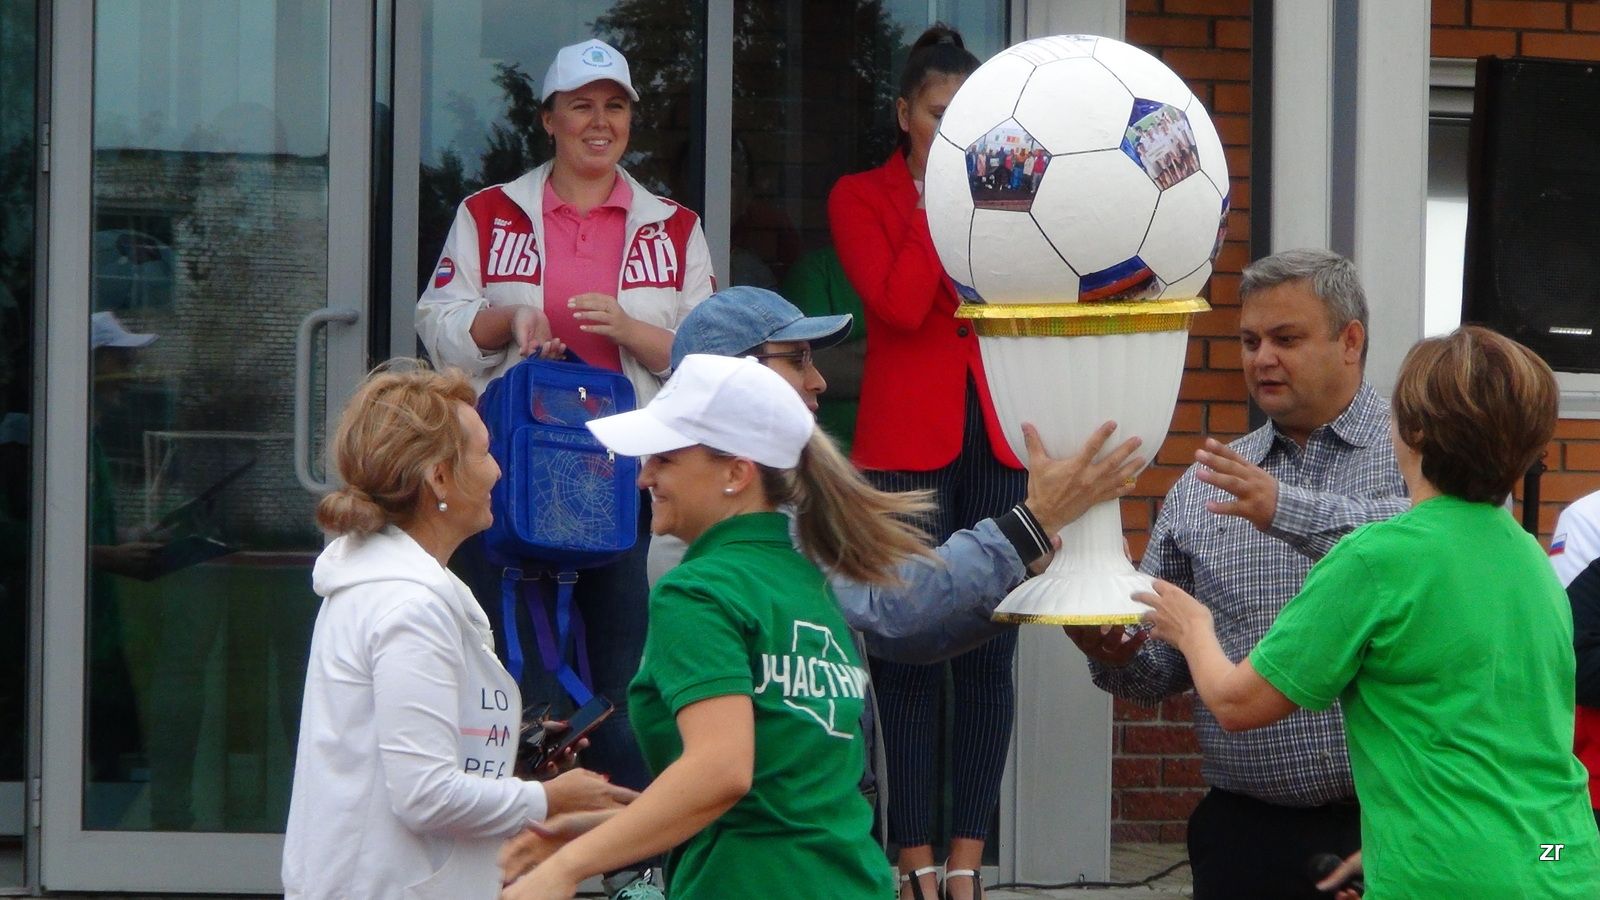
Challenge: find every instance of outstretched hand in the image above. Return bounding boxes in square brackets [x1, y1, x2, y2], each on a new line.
[1135, 579, 1214, 654]
[540, 768, 637, 818]
[1195, 438, 1278, 531]
[499, 810, 616, 886]
[1021, 421, 1145, 536]
[512, 305, 565, 359]
[1062, 624, 1149, 667]
[568, 293, 638, 346]
[1314, 850, 1363, 900]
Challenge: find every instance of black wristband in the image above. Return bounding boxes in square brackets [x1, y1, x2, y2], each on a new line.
[994, 503, 1052, 566]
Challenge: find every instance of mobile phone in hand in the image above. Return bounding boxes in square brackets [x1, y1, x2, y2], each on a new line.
[531, 695, 614, 772]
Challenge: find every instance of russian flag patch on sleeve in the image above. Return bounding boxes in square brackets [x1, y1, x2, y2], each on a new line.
[434, 257, 456, 288]
[1550, 533, 1567, 557]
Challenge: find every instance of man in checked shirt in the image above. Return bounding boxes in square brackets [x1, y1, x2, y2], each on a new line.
[1066, 249, 1408, 900]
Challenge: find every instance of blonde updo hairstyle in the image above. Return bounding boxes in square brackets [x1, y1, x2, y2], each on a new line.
[316, 360, 479, 536]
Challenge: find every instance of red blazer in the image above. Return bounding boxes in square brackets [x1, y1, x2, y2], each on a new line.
[828, 153, 1021, 472]
[1578, 705, 1600, 810]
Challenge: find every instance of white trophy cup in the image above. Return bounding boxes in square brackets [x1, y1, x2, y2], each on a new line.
[923, 35, 1230, 623]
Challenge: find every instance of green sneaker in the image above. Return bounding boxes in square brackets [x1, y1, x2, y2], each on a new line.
[605, 868, 665, 900]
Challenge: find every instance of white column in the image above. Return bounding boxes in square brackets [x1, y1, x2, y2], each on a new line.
[1001, 3, 1123, 888]
[703, 0, 733, 286]
[1349, 1, 1428, 395]
[1271, 0, 1427, 395]
[1269, 1, 1334, 252]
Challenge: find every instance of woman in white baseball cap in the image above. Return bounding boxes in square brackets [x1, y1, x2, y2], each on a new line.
[417, 40, 715, 895]
[501, 354, 931, 899]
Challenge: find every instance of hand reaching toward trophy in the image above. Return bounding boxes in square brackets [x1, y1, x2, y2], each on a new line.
[1195, 438, 1280, 531]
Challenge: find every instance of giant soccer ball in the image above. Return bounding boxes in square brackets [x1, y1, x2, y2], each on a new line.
[926, 34, 1229, 304]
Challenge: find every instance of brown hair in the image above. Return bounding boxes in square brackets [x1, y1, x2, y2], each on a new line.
[1391, 325, 1556, 505]
[757, 429, 935, 584]
[316, 360, 478, 536]
[896, 24, 980, 152]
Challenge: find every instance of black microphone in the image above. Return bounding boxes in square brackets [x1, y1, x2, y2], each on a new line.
[1306, 853, 1365, 896]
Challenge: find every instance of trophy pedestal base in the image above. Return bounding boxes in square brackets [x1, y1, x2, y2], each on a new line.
[991, 567, 1155, 626]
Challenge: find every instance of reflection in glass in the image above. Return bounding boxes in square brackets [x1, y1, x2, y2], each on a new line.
[0, 0, 35, 876]
[416, 0, 707, 293]
[728, 0, 1006, 290]
[86, 0, 331, 833]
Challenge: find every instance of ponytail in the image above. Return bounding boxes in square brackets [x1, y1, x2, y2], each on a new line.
[897, 23, 981, 151]
[760, 429, 936, 585]
[316, 485, 388, 536]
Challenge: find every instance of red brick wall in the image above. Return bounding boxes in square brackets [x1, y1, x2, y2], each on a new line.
[1113, 0, 1254, 844]
[1433, 0, 1600, 60]
[1432, 1, 1600, 538]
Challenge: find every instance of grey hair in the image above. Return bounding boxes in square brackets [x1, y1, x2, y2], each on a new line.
[1239, 249, 1369, 361]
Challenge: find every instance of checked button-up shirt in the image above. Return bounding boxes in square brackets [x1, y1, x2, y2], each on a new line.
[1092, 382, 1409, 807]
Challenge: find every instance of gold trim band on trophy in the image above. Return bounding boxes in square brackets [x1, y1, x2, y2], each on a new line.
[991, 612, 1147, 626]
[955, 298, 1211, 337]
[956, 298, 1211, 318]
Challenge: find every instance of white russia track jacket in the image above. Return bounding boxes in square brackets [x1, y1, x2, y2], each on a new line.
[416, 161, 715, 403]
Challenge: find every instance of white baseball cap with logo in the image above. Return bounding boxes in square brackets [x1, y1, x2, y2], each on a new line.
[587, 354, 815, 469]
[541, 39, 640, 103]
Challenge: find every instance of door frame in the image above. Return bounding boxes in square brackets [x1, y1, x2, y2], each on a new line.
[38, 0, 374, 890]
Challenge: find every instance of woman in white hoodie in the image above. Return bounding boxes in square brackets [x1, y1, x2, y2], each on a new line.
[283, 363, 635, 900]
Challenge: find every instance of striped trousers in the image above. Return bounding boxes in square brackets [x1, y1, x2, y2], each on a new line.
[866, 376, 1026, 846]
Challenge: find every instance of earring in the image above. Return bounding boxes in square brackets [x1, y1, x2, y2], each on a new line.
[723, 487, 735, 496]
[437, 500, 448, 512]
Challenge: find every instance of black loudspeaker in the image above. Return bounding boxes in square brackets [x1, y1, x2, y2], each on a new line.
[1464, 56, 1600, 373]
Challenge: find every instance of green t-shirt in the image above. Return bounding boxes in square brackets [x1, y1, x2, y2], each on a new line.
[628, 512, 894, 900]
[1253, 495, 1600, 898]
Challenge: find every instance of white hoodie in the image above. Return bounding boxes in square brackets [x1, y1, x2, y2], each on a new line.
[282, 526, 545, 899]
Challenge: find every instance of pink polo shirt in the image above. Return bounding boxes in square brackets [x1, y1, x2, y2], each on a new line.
[541, 176, 631, 372]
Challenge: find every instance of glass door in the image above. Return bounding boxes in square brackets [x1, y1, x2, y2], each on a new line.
[40, 0, 373, 891]
[0, 0, 38, 887]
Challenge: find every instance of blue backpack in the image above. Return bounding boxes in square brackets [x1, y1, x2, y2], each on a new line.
[478, 353, 640, 705]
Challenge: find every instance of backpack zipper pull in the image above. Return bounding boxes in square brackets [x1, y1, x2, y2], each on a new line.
[579, 386, 588, 402]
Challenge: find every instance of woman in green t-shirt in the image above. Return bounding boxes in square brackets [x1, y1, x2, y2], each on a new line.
[1139, 326, 1600, 899]
[501, 353, 933, 899]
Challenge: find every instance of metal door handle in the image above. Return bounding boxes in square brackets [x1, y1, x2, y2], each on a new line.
[294, 307, 360, 493]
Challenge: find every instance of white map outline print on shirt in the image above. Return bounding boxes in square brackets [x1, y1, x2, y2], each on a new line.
[753, 619, 867, 741]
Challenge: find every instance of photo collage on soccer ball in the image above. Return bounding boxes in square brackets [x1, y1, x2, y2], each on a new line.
[964, 120, 1051, 212]
[1120, 99, 1201, 192]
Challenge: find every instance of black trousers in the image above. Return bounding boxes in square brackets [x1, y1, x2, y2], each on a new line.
[1188, 787, 1361, 900]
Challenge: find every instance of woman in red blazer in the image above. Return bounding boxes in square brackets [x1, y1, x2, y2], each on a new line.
[828, 25, 1025, 900]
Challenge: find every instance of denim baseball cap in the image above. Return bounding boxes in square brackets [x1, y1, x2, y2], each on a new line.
[670, 286, 852, 370]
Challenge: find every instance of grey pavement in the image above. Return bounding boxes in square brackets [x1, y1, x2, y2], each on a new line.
[988, 843, 1191, 900]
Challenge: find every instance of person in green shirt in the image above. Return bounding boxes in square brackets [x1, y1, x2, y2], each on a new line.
[780, 248, 866, 455]
[502, 353, 933, 899]
[1140, 326, 1600, 899]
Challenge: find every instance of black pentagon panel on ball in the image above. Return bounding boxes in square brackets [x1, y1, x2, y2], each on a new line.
[1211, 194, 1230, 264]
[1120, 99, 1201, 191]
[963, 119, 1052, 214]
